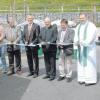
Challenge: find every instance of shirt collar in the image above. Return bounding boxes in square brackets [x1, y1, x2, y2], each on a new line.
[61, 28, 68, 32]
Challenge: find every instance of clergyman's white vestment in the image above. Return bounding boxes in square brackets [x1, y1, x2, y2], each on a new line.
[74, 21, 97, 84]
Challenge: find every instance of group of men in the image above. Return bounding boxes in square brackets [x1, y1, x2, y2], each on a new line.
[0, 13, 97, 86]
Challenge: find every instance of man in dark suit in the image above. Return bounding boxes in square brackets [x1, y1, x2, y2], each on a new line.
[39, 17, 58, 81]
[23, 15, 40, 78]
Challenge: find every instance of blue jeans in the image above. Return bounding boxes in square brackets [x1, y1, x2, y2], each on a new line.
[0, 46, 7, 71]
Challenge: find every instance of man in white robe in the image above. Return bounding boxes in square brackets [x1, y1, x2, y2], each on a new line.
[74, 14, 97, 86]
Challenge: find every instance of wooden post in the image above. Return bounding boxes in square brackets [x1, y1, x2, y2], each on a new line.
[24, 0, 27, 20]
[93, 4, 96, 24]
[12, 0, 16, 20]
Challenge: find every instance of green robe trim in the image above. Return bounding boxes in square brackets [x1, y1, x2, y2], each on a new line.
[77, 22, 88, 66]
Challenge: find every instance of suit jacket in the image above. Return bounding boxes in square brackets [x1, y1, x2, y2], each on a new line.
[57, 28, 75, 50]
[23, 23, 40, 45]
[39, 24, 58, 52]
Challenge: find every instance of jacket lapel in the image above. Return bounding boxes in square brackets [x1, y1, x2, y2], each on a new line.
[24, 24, 29, 42]
[58, 30, 62, 42]
[29, 23, 36, 43]
[63, 29, 69, 42]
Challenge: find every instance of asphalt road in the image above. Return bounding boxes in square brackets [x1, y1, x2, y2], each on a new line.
[0, 46, 100, 100]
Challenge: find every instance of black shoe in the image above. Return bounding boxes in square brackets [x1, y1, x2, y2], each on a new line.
[43, 75, 50, 79]
[33, 74, 38, 78]
[27, 73, 34, 77]
[49, 77, 55, 81]
[85, 83, 96, 86]
[66, 77, 72, 82]
[57, 76, 65, 81]
[7, 71, 15, 76]
[2, 70, 8, 74]
[78, 81, 85, 85]
[16, 70, 22, 75]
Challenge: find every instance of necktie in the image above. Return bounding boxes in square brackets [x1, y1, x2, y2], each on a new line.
[28, 24, 32, 41]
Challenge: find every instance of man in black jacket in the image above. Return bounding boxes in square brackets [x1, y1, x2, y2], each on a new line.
[39, 17, 58, 81]
[23, 15, 40, 78]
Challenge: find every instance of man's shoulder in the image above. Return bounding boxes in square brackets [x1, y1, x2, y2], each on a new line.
[24, 24, 28, 28]
[41, 26, 45, 29]
[67, 28, 74, 33]
[52, 24, 57, 27]
[67, 27, 73, 31]
[40, 27, 46, 34]
[33, 23, 40, 27]
[51, 24, 57, 30]
[88, 21, 96, 27]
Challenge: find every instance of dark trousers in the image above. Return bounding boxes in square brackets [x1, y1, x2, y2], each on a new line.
[7, 50, 21, 72]
[25, 46, 39, 75]
[43, 51, 56, 78]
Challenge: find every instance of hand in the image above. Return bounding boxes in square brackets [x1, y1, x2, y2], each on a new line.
[29, 43, 35, 47]
[41, 42, 47, 45]
[57, 42, 62, 46]
[59, 45, 63, 49]
[8, 42, 13, 45]
[47, 42, 50, 44]
[25, 42, 28, 46]
[39, 43, 42, 47]
[13, 41, 17, 45]
[57, 43, 63, 49]
[80, 41, 88, 46]
[46, 44, 49, 49]
[74, 41, 80, 46]
[80, 40, 85, 46]
[80, 41, 83, 46]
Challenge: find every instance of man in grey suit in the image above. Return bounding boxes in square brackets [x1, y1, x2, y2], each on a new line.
[39, 17, 58, 81]
[23, 15, 40, 78]
[57, 19, 75, 82]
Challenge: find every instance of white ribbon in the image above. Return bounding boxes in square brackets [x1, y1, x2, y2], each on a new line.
[0, 42, 75, 47]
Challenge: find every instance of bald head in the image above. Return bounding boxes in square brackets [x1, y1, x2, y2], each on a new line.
[8, 17, 15, 27]
[26, 15, 34, 25]
[79, 14, 87, 24]
[44, 17, 51, 28]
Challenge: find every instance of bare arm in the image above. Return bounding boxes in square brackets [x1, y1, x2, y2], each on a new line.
[0, 25, 4, 42]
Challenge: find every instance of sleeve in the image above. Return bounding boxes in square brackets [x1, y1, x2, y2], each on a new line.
[56, 31, 60, 43]
[74, 26, 79, 49]
[14, 26, 21, 43]
[39, 28, 44, 42]
[73, 27, 79, 60]
[21, 26, 26, 43]
[83, 23, 97, 46]
[36, 25, 40, 43]
[0, 27, 4, 42]
[32, 24, 40, 44]
[68, 29, 75, 43]
[3, 28, 10, 43]
[50, 25, 58, 43]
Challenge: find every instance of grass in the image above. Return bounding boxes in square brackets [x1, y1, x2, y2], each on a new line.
[0, 0, 100, 12]
[96, 23, 100, 27]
